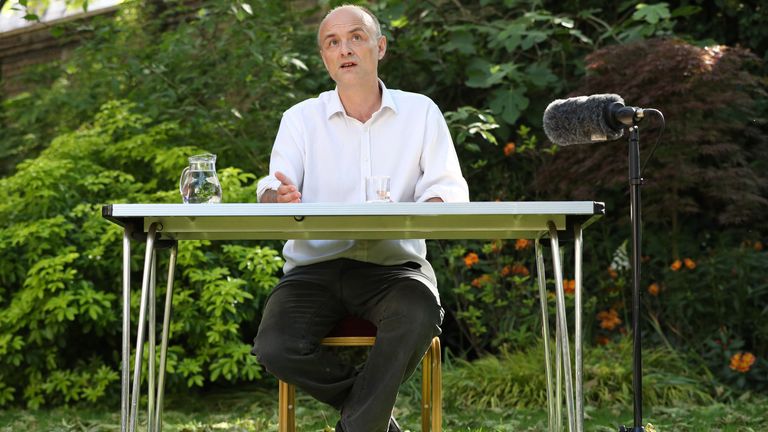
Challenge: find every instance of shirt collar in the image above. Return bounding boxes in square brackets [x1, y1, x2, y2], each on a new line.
[326, 79, 399, 120]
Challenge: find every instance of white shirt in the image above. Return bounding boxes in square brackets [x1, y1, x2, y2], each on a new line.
[257, 81, 469, 296]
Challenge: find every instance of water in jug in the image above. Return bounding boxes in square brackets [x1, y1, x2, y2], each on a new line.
[179, 153, 223, 203]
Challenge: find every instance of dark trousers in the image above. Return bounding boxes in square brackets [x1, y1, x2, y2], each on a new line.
[252, 258, 443, 432]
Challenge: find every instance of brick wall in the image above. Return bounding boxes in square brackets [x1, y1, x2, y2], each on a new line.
[0, 5, 119, 96]
[0, 0, 324, 97]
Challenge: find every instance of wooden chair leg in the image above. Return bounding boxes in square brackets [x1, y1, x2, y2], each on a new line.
[279, 380, 296, 432]
[422, 345, 432, 432]
[431, 337, 442, 432]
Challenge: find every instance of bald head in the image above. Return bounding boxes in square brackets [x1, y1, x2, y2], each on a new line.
[317, 5, 382, 49]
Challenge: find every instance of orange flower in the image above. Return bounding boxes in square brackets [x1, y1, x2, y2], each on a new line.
[503, 142, 516, 156]
[597, 309, 622, 330]
[670, 259, 682, 271]
[464, 252, 479, 268]
[563, 279, 576, 294]
[510, 263, 529, 277]
[755, 241, 764, 252]
[500, 265, 512, 277]
[471, 274, 493, 288]
[596, 335, 610, 346]
[647, 282, 660, 296]
[514, 239, 531, 250]
[608, 267, 618, 279]
[729, 352, 756, 373]
[490, 240, 503, 254]
[683, 258, 696, 270]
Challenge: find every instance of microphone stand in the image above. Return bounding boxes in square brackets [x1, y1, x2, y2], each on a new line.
[610, 104, 664, 432]
[619, 125, 645, 432]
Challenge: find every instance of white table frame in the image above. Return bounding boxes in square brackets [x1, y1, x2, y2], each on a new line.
[103, 201, 604, 432]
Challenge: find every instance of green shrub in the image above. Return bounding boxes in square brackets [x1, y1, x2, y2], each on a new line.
[0, 100, 280, 408]
[443, 338, 713, 410]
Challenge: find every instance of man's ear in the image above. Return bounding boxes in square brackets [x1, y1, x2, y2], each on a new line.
[377, 36, 387, 60]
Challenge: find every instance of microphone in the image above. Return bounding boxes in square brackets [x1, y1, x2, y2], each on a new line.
[542, 94, 648, 146]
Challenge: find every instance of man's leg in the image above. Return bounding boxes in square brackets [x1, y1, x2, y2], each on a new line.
[338, 263, 444, 432]
[251, 261, 357, 408]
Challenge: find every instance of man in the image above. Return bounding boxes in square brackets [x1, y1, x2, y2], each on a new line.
[252, 5, 469, 431]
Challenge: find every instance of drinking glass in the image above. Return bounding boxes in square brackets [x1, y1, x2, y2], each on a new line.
[365, 176, 391, 203]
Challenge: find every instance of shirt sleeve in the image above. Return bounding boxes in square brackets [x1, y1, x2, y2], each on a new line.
[414, 101, 470, 203]
[256, 110, 306, 202]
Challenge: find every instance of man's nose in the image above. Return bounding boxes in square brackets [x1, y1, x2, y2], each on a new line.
[340, 40, 353, 56]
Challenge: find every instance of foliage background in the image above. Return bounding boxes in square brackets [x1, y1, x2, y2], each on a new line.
[0, 0, 766, 408]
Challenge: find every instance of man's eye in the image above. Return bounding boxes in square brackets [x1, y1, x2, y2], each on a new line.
[352, 35, 361, 41]
[328, 40, 338, 47]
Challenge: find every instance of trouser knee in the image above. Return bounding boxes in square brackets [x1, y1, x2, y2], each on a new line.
[252, 328, 298, 378]
[376, 281, 443, 349]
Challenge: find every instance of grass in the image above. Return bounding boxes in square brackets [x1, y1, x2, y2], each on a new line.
[1, 383, 766, 431]
[2, 342, 765, 431]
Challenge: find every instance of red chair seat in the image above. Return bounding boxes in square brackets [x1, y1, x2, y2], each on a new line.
[326, 315, 377, 338]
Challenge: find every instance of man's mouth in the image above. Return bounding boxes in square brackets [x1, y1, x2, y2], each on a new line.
[341, 62, 357, 69]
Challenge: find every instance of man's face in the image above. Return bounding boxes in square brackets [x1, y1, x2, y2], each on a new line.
[318, 7, 386, 87]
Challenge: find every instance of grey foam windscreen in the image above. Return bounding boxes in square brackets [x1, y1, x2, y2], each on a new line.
[543, 94, 626, 146]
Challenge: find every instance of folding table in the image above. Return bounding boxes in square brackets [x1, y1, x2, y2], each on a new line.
[102, 201, 604, 432]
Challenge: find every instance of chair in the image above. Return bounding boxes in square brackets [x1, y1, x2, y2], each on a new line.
[278, 316, 442, 432]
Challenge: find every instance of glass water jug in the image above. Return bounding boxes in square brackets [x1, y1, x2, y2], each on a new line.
[179, 153, 223, 204]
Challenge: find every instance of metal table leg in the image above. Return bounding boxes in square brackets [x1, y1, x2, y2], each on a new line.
[122, 223, 177, 432]
[129, 222, 158, 432]
[574, 223, 584, 432]
[535, 239, 555, 432]
[121, 229, 132, 432]
[154, 243, 178, 432]
[538, 222, 585, 431]
[548, 221, 576, 432]
[556, 299, 563, 432]
[148, 252, 157, 432]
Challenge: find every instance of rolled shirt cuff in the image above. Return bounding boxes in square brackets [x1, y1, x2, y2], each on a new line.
[417, 184, 470, 203]
[256, 177, 284, 202]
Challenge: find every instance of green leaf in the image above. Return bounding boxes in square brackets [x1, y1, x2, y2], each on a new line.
[288, 58, 308, 71]
[465, 143, 481, 153]
[521, 30, 548, 50]
[568, 28, 593, 45]
[390, 16, 408, 29]
[465, 60, 516, 89]
[489, 88, 529, 125]
[633, 3, 671, 24]
[524, 63, 558, 88]
[188, 375, 204, 387]
[441, 30, 476, 55]
[488, 23, 525, 53]
[671, 5, 701, 17]
[553, 17, 574, 29]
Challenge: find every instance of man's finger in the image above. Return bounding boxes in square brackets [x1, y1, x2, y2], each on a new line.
[275, 171, 294, 186]
[277, 184, 296, 194]
[278, 190, 301, 203]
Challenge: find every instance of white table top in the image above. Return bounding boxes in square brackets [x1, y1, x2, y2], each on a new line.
[102, 202, 604, 241]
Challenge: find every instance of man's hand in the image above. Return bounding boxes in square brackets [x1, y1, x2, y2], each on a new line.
[261, 171, 302, 203]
